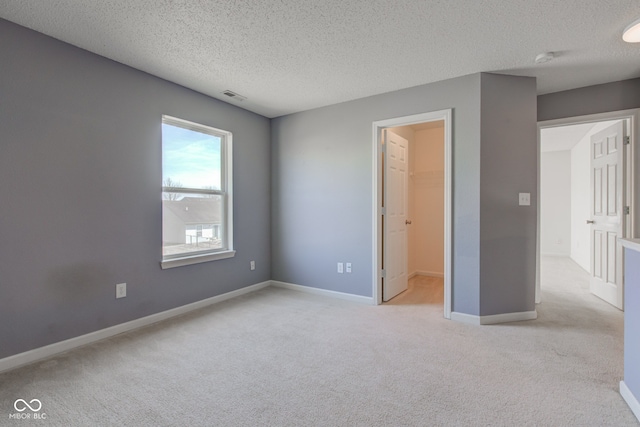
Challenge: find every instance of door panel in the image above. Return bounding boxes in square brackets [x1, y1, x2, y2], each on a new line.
[594, 168, 603, 214]
[607, 232, 617, 284]
[594, 231, 603, 279]
[590, 121, 625, 309]
[607, 164, 617, 215]
[383, 130, 409, 302]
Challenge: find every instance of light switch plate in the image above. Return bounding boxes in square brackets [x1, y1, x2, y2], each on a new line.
[116, 283, 127, 299]
[519, 193, 531, 206]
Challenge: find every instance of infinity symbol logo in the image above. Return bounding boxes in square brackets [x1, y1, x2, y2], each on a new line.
[14, 399, 42, 412]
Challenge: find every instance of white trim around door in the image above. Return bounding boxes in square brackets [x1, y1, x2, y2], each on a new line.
[536, 108, 639, 305]
[372, 109, 453, 318]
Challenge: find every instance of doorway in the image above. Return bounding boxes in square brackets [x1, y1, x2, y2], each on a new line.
[382, 122, 445, 306]
[537, 109, 638, 309]
[372, 110, 452, 318]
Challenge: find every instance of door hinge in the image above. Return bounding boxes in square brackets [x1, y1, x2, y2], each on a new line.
[381, 207, 386, 215]
[381, 269, 386, 278]
[624, 206, 630, 215]
[381, 143, 387, 153]
[624, 136, 630, 145]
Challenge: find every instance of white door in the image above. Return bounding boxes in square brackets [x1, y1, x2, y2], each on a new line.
[383, 130, 409, 301]
[590, 121, 626, 309]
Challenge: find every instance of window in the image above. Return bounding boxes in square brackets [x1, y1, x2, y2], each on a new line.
[160, 116, 234, 269]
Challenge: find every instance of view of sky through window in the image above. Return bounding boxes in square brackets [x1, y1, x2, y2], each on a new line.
[162, 123, 221, 191]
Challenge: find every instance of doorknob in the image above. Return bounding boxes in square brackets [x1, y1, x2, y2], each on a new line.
[405, 220, 412, 225]
[586, 220, 595, 224]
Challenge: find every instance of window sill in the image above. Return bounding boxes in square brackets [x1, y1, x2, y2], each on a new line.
[160, 250, 236, 270]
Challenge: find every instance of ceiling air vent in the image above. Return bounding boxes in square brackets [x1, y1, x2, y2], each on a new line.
[222, 90, 247, 102]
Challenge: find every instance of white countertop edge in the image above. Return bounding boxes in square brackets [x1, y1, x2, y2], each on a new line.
[620, 238, 640, 252]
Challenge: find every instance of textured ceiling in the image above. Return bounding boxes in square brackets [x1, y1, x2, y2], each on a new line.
[1, 1, 639, 118]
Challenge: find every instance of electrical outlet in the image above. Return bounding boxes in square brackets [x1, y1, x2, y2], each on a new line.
[116, 283, 126, 299]
[250, 260, 256, 271]
[337, 262, 344, 274]
[519, 192, 531, 206]
[346, 263, 352, 273]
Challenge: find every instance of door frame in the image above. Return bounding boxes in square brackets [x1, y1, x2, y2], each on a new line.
[536, 108, 639, 304]
[372, 109, 453, 318]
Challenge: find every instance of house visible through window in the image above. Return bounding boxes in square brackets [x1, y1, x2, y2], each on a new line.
[161, 116, 234, 268]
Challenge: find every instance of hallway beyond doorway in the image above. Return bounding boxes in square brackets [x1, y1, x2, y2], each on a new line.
[539, 256, 622, 318]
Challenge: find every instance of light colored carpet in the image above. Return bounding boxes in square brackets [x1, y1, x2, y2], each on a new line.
[0, 257, 637, 426]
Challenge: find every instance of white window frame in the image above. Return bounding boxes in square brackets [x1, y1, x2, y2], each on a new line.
[160, 115, 235, 269]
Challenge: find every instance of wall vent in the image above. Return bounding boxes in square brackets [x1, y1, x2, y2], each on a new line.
[222, 90, 247, 102]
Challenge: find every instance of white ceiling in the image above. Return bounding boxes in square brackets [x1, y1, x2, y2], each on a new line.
[541, 120, 620, 152]
[541, 123, 596, 152]
[1, 1, 639, 118]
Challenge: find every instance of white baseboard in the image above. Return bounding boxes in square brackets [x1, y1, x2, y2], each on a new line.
[0, 281, 271, 374]
[450, 312, 481, 324]
[271, 280, 374, 305]
[540, 252, 570, 257]
[451, 310, 538, 325]
[621, 381, 640, 422]
[480, 310, 538, 324]
[410, 270, 444, 278]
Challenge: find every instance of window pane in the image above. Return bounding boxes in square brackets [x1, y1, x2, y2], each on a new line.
[162, 193, 224, 257]
[162, 123, 222, 191]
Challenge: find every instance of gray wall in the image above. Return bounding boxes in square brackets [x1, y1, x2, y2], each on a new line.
[272, 74, 482, 314]
[272, 72, 538, 316]
[480, 74, 538, 315]
[0, 19, 271, 359]
[538, 78, 640, 122]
